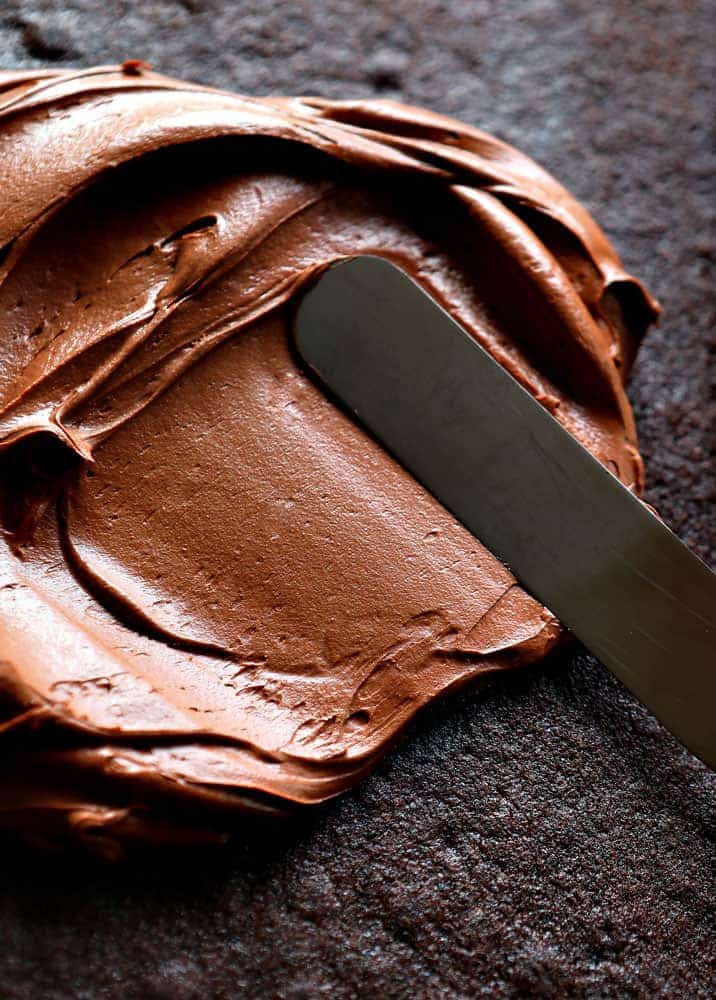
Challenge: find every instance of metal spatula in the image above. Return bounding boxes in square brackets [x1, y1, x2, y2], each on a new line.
[293, 256, 716, 769]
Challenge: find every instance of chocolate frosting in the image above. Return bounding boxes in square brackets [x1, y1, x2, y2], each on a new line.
[0, 63, 658, 855]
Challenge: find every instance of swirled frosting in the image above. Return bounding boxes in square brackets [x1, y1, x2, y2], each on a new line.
[0, 63, 658, 855]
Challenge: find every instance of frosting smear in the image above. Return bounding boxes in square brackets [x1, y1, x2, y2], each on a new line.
[0, 64, 658, 854]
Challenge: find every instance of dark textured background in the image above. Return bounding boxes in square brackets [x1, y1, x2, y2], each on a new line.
[0, 1, 714, 997]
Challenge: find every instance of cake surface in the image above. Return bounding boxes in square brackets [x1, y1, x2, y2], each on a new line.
[0, 2, 713, 998]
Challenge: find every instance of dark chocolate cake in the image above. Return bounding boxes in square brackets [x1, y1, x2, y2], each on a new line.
[0, 2, 713, 998]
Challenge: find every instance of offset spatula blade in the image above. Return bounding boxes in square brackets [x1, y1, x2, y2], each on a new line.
[294, 256, 716, 769]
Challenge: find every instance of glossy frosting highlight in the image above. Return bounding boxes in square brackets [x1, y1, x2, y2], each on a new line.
[0, 64, 658, 854]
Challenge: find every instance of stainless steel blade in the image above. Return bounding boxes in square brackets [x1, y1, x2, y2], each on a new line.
[293, 255, 716, 769]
